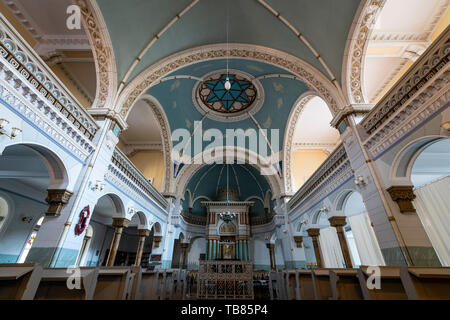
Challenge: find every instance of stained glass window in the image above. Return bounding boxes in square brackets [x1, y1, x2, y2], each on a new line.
[198, 74, 257, 113]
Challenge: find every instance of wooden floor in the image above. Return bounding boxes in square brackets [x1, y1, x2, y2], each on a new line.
[1, 263, 450, 300]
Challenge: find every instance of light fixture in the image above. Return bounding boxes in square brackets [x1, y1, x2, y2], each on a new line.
[354, 175, 367, 186]
[219, 164, 237, 222]
[224, 0, 231, 91]
[0, 118, 22, 139]
[90, 180, 105, 191]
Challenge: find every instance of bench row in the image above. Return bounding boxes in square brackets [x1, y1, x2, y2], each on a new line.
[268, 266, 450, 300]
[0, 263, 191, 300]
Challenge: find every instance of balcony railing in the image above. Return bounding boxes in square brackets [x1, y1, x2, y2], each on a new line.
[360, 25, 450, 136]
[180, 211, 206, 226]
[288, 143, 349, 212]
[250, 214, 274, 226]
[0, 13, 98, 141]
[111, 147, 168, 209]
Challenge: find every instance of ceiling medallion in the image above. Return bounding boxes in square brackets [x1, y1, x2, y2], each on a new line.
[193, 69, 265, 122]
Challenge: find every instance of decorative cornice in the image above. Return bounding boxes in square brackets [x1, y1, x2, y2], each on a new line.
[361, 26, 450, 136]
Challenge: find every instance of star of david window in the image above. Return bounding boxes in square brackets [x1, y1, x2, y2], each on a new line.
[198, 74, 257, 114]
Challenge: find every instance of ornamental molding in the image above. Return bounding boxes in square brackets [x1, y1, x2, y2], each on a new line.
[0, 68, 95, 161]
[75, 0, 117, 109]
[283, 92, 316, 194]
[363, 71, 450, 159]
[137, 95, 173, 193]
[117, 43, 344, 118]
[343, 0, 386, 104]
[386, 185, 416, 213]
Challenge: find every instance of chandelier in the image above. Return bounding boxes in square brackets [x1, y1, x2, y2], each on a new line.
[219, 164, 236, 222]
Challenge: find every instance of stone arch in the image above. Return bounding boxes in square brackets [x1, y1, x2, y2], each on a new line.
[76, 0, 117, 109]
[116, 43, 345, 119]
[283, 91, 322, 193]
[175, 146, 282, 198]
[2, 142, 70, 190]
[130, 211, 148, 230]
[94, 193, 126, 219]
[151, 221, 162, 237]
[389, 135, 450, 186]
[124, 94, 173, 193]
[342, 0, 386, 104]
[334, 189, 356, 212]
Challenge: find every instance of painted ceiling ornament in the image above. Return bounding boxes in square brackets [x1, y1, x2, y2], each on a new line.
[199, 73, 257, 113]
[193, 69, 264, 122]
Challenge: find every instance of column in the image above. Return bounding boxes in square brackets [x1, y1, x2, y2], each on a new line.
[328, 216, 353, 268]
[106, 217, 130, 266]
[180, 242, 189, 269]
[307, 228, 323, 268]
[239, 240, 243, 261]
[134, 229, 150, 266]
[266, 243, 275, 270]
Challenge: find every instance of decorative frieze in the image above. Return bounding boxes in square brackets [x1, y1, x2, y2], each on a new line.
[0, 16, 98, 139]
[386, 185, 417, 213]
[45, 189, 73, 216]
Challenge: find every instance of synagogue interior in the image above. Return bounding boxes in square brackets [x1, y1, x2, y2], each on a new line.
[0, 0, 449, 301]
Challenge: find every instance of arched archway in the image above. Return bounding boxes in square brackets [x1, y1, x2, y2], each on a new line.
[404, 137, 450, 265]
[283, 93, 340, 193]
[0, 143, 70, 264]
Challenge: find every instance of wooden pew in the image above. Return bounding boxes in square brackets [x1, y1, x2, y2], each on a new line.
[311, 269, 333, 300]
[400, 267, 450, 300]
[285, 270, 297, 300]
[129, 266, 142, 300]
[93, 267, 132, 300]
[357, 266, 408, 300]
[329, 269, 363, 300]
[34, 267, 98, 300]
[134, 270, 159, 300]
[0, 263, 42, 300]
[297, 269, 316, 300]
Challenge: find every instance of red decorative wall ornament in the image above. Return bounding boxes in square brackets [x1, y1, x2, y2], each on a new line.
[75, 205, 90, 235]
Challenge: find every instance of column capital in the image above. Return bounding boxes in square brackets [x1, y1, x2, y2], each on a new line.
[45, 189, 73, 216]
[386, 185, 416, 213]
[266, 243, 275, 249]
[293, 236, 303, 248]
[153, 235, 162, 248]
[112, 217, 130, 228]
[328, 216, 347, 227]
[307, 228, 320, 237]
[180, 242, 189, 249]
[138, 229, 150, 237]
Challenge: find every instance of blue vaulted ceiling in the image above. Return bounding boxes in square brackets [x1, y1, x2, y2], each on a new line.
[96, 0, 361, 86]
[147, 58, 309, 156]
[183, 163, 272, 217]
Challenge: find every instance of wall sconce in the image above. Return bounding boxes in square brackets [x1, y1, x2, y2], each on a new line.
[319, 206, 328, 213]
[22, 216, 33, 223]
[354, 175, 367, 186]
[0, 119, 22, 139]
[90, 180, 105, 191]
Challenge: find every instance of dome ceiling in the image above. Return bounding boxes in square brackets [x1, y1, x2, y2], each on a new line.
[96, 0, 361, 87]
[183, 163, 272, 217]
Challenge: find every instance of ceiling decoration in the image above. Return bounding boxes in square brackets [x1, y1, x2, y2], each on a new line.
[193, 69, 264, 122]
[200, 74, 256, 113]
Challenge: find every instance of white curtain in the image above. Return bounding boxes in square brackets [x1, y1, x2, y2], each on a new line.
[348, 213, 385, 266]
[319, 227, 345, 268]
[413, 175, 450, 266]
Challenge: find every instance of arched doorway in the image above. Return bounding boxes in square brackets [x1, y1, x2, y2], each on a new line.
[0, 143, 68, 263]
[410, 138, 450, 265]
